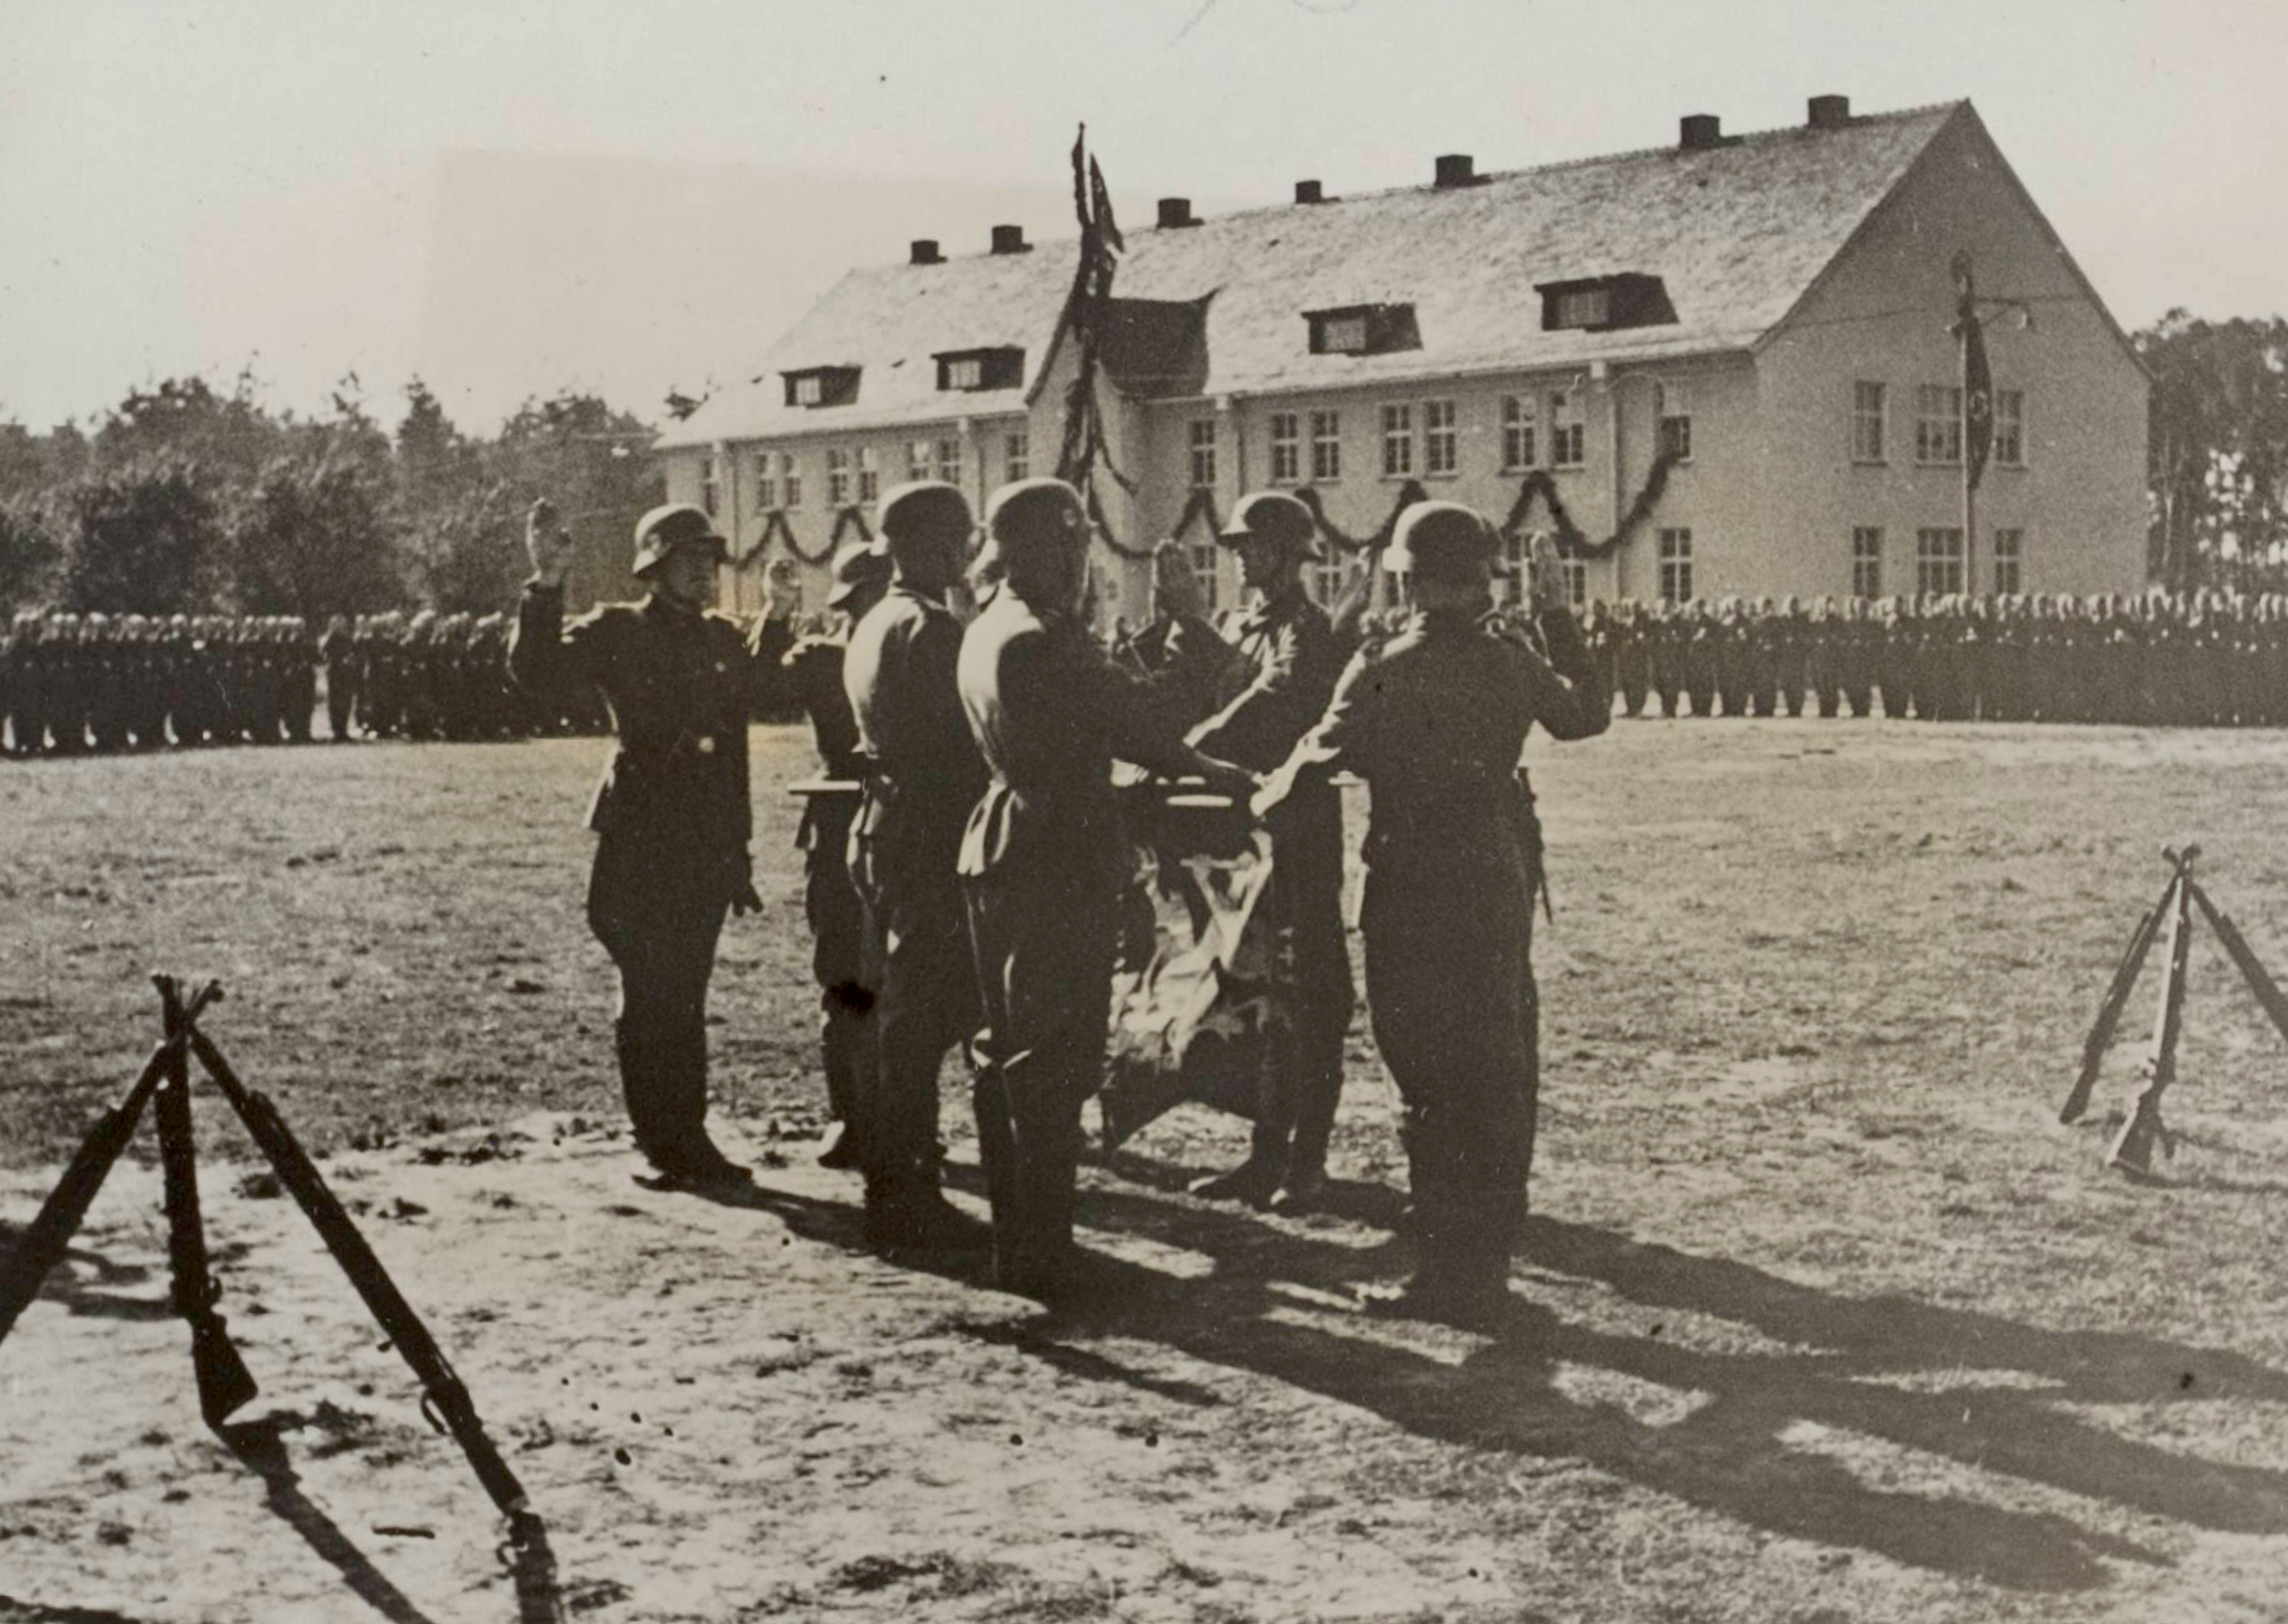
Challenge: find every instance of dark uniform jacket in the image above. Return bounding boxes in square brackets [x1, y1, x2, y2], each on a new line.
[1258, 608, 1609, 895]
[508, 584, 792, 872]
[955, 587, 1202, 896]
[845, 585, 986, 888]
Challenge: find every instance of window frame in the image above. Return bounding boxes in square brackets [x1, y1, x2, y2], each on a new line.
[825, 447, 851, 508]
[752, 451, 777, 510]
[1914, 526, 1965, 595]
[780, 451, 802, 510]
[1657, 526, 1693, 605]
[1914, 384, 1964, 466]
[1187, 417, 1218, 490]
[857, 445, 880, 507]
[1500, 394, 1538, 472]
[1852, 381, 1887, 464]
[1269, 412, 1301, 484]
[1310, 410, 1342, 483]
[1423, 398, 1459, 477]
[1550, 391, 1586, 470]
[1656, 379, 1693, 463]
[1991, 527, 2024, 595]
[699, 454, 720, 518]
[1850, 526, 1883, 598]
[1379, 402, 1414, 479]
[1004, 428, 1030, 484]
[934, 436, 963, 488]
[1994, 389, 2025, 468]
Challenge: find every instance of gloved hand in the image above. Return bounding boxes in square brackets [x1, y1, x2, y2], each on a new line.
[728, 854, 763, 917]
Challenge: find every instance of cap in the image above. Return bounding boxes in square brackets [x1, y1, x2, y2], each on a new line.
[632, 502, 728, 577]
[1217, 490, 1320, 557]
[825, 543, 893, 610]
[1382, 500, 1494, 577]
[983, 477, 1088, 556]
[872, 481, 972, 554]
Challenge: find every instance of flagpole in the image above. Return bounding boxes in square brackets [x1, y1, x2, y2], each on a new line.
[1957, 252, 1977, 599]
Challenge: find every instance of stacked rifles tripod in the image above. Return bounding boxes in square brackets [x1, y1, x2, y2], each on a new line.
[2060, 847, 2288, 1172]
[0, 975, 557, 1615]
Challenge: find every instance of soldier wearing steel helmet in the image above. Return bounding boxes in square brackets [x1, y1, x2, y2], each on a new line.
[509, 498, 797, 1188]
[1255, 502, 1609, 1325]
[842, 482, 991, 1250]
[955, 477, 1256, 1299]
[782, 543, 888, 1179]
[1183, 488, 1356, 1212]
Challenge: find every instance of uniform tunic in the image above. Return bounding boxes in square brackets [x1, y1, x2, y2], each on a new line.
[509, 582, 791, 1168]
[1257, 605, 1608, 1257]
[845, 583, 988, 1186]
[784, 631, 875, 1138]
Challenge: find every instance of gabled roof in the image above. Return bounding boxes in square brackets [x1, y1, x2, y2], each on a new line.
[664, 101, 1967, 449]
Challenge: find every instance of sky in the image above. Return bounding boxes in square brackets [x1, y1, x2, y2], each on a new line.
[1, 0, 2283, 435]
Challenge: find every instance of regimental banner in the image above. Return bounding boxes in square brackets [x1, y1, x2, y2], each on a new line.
[1100, 790, 1295, 1153]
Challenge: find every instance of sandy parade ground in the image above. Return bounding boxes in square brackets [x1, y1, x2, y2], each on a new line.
[6, 716, 2288, 1623]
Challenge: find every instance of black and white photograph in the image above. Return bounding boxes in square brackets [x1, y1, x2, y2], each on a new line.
[4, 1, 2288, 1618]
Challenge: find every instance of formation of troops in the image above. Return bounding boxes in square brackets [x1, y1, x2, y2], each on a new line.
[0, 610, 616, 755]
[1577, 590, 2288, 726]
[512, 482, 1605, 1323]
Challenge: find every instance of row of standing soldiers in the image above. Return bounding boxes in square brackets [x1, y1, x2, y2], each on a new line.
[0, 609, 616, 756]
[1576, 591, 2288, 727]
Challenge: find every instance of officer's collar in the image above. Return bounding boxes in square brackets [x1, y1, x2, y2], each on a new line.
[641, 590, 708, 623]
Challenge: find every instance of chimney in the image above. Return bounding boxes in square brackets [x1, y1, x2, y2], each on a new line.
[1433, 153, 1477, 189]
[1156, 197, 1197, 229]
[989, 224, 1030, 255]
[1807, 94, 1852, 130]
[1680, 113, 1723, 151]
[1293, 179, 1325, 204]
[909, 239, 942, 266]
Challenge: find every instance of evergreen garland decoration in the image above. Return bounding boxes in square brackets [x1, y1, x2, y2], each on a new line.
[759, 508, 839, 567]
[1292, 480, 1431, 556]
[1497, 448, 1683, 559]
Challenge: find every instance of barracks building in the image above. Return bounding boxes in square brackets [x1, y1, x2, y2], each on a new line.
[657, 97, 2148, 620]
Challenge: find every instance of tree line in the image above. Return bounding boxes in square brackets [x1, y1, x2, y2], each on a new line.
[0, 308, 2281, 619]
[0, 373, 663, 622]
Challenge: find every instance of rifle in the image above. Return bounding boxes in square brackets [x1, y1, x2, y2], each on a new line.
[156, 976, 258, 1426]
[0, 980, 222, 1345]
[2059, 856, 2184, 1124]
[185, 1022, 531, 1520]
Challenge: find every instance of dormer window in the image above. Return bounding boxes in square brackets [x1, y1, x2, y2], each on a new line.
[782, 366, 860, 408]
[1535, 274, 1677, 333]
[933, 347, 1024, 392]
[1305, 303, 1420, 358]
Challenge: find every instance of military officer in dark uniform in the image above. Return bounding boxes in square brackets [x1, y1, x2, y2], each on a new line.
[955, 478, 1256, 1299]
[784, 546, 890, 1173]
[1184, 490, 1356, 1212]
[509, 498, 793, 1187]
[1256, 506, 1608, 1323]
[844, 482, 991, 1250]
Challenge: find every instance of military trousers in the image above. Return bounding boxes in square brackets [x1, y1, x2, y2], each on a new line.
[587, 834, 731, 1170]
[1359, 859, 1538, 1262]
[854, 846, 974, 1191]
[802, 806, 875, 1136]
[1253, 828, 1354, 1179]
[962, 861, 1116, 1286]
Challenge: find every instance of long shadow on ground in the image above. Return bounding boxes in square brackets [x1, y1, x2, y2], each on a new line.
[690, 1163, 2288, 1595]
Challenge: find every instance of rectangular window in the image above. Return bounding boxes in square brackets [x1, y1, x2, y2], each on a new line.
[1004, 428, 1030, 483]
[1500, 394, 1537, 471]
[1380, 403, 1413, 478]
[1560, 558, 1587, 608]
[1309, 555, 1356, 610]
[1852, 382, 1887, 464]
[1554, 287, 1611, 329]
[944, 356, 983, 391]
[1423, 399, 1458, 475]
[1994, 389, 2024, 467]
[1851, 527, 1883, 597]
[1656, 379, 1693, 462]
[1915, 527, 1965, 595]
[1320, 315, 1369, 354]
[1657, 527, 1693, 604]
[934, 436, 963, 487]
[700, 455, 719, 518]
[857, 446, 880, 505]
[752, 451, 775, 510]
[1310, 410, 1342, 482]
[1497, 531, 1528, 607]
[826, 448, 850, 508]
[907, 439, 933, 483]
[1188, 418, 1217, 490]
[780, 452, 802, 510]
[1269, 412, 1301, 483]
[1915, 384, 1963, 465]
[1551, 392, 1585, 469]
[1188, 539, 1220, 613]
[1992, 528, 2023, 595]
[792, 374, 824, 407]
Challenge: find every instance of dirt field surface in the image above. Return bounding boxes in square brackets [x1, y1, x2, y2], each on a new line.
[6, 717, 2288, 1623]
